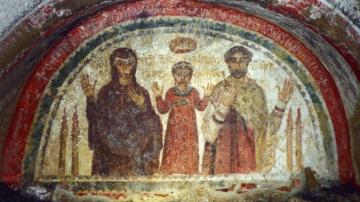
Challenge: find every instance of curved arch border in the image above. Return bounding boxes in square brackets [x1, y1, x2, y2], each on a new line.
[1, 0, 354, 185]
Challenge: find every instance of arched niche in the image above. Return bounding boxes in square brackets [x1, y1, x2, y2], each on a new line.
[1, 0, 357, 198]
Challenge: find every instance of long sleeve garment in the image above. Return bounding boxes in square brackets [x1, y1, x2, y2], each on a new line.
[156, 87, 209, 174]
[86, 82, 162, 176]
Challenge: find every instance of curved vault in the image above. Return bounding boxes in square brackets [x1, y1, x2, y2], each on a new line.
[0, 0, 359, 199]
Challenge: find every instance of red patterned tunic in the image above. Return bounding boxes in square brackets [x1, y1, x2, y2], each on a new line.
[214, 107, 256, 174]
[156, 87, 209, 174]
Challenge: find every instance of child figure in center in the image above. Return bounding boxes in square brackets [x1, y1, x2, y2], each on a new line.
[151, 61, 213, 175]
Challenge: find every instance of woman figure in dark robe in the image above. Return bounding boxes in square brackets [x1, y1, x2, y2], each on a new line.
[80, 48, 162, 177]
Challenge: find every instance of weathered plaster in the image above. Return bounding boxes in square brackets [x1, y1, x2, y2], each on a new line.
[350, 100, 360, 184]
[206, 0, 360, 119]
[32, 25, 335, 181]
[0, 0, 45, 38]
[324, 0, 360, 27]
[0, 0, 359, 200]
[275, 0, 360, 30]
[1, 0, 352, 183]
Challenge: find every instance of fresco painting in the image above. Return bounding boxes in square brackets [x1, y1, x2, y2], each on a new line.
[3, 3, 356, 195]
[0, 0, 359, 201]
[30, 19, 336, 188]
[1, 0, 359, 200]
[80, 47, 163, 177]
[153, 60, 212, 175]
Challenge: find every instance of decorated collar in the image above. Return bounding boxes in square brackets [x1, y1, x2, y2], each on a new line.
[174, 86, 193, 96]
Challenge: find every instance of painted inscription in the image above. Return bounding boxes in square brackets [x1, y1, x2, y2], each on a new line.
[34, 31, 334, 184]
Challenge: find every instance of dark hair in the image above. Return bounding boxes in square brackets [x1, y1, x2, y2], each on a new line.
[109, 47, 137, 81]
[171, 61, 194, 77]
[224, 46, 252, 63]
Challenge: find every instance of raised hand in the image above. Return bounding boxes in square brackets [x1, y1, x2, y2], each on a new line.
[220, 85, 238, 107]
[278, 79, 294, 103]
[128, 87, 145, 107]
[80, 74, 96, 98]
[203, 83, 215, 97]
[151, 82, 163, 97]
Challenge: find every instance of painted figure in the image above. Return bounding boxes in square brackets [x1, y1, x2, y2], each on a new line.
[151, 61, 213, 174]
[80, 48, 162, 176]
[202, 46, 294, 174]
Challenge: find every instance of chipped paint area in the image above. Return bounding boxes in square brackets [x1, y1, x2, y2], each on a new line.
[326, 0, 360, 26]
[0, 0, 48, 38]
[275, 0, 360, 33]
[27, 2, 72, 30]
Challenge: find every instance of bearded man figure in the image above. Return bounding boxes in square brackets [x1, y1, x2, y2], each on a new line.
[80, 48, 162, 177]
[202, 46, 294, 174]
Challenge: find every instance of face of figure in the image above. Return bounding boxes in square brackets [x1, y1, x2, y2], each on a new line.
[226, 52, 251, 78]
[114, 57, 135, 86]
[173, 69, 192, 89]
